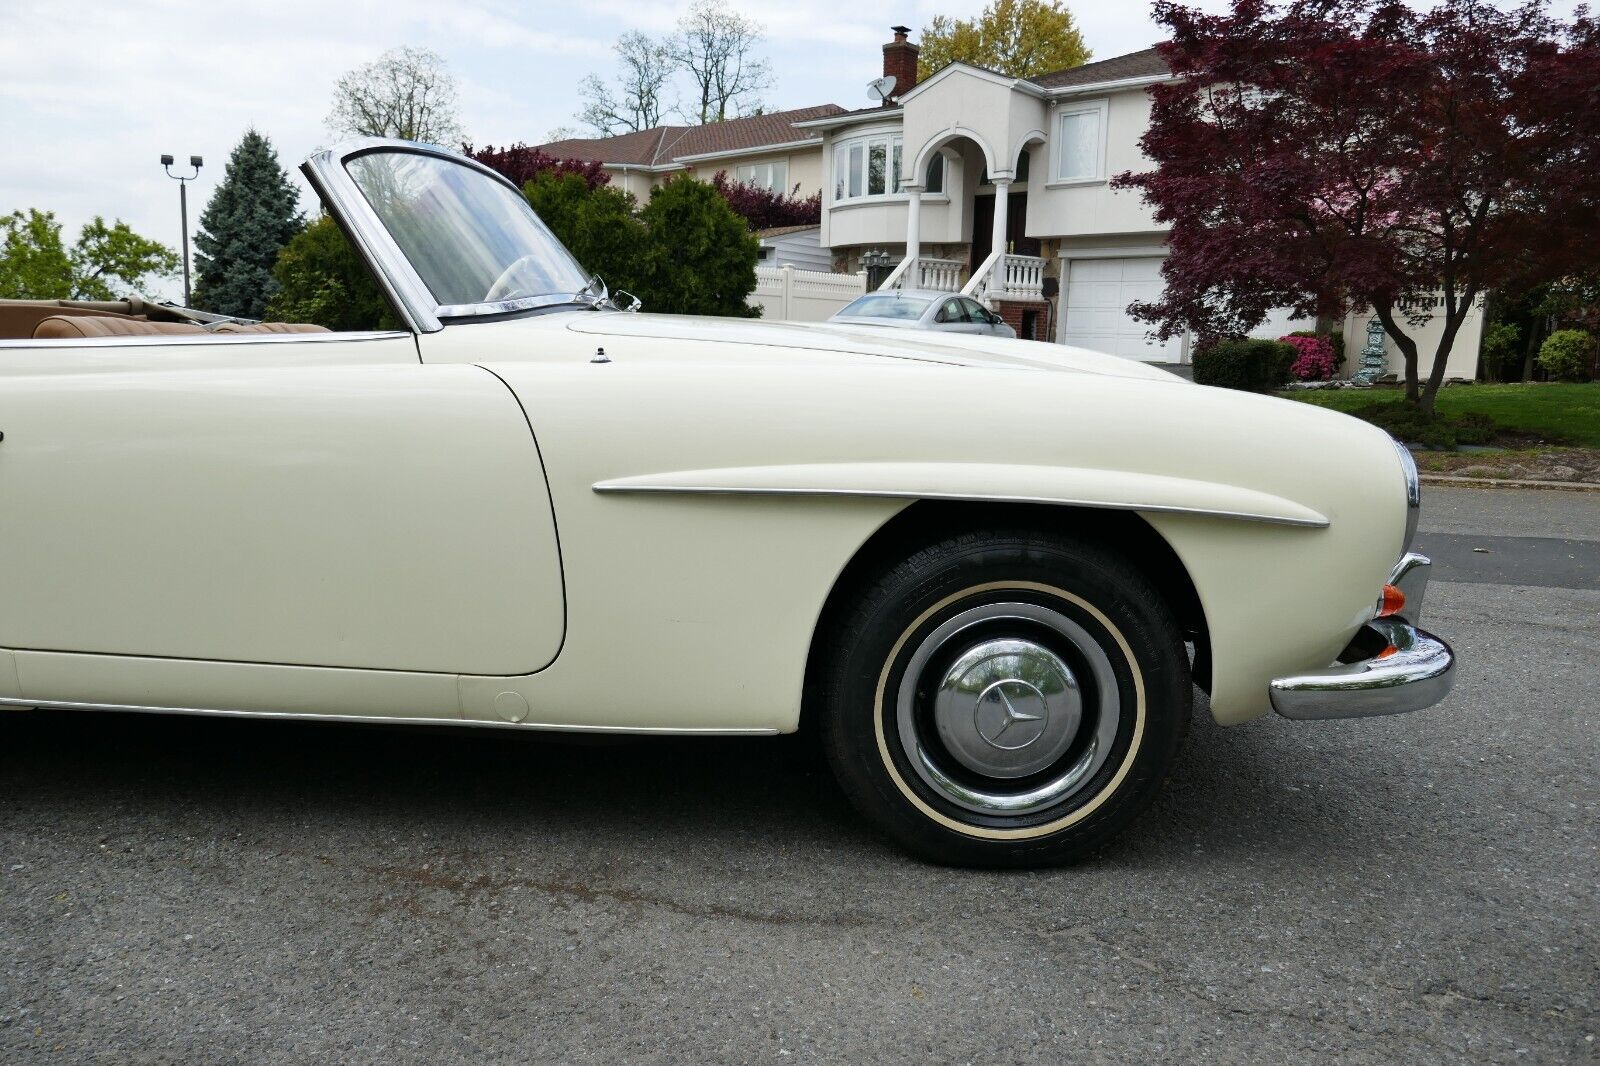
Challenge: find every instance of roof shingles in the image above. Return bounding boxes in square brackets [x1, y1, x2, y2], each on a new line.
[1027, 47, 1169, 89]
[534, 104, 845, 168]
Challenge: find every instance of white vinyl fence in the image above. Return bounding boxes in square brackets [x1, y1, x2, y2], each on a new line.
[750, 265, 866, 322]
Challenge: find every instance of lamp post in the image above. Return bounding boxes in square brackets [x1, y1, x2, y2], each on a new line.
[161, 154, 202, 305]
[862, 248, 892, 292]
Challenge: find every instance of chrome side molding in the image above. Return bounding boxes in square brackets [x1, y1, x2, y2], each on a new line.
[596, 482, 1331, 526]
[0, 696, 777, 736]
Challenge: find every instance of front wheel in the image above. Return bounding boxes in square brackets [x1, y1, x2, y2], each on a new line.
[817, 529, 1191, 867]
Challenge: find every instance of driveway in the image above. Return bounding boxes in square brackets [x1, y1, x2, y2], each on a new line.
[1, 487, 1595, 1063]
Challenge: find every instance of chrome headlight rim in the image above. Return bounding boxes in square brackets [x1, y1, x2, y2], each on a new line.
[1393, 436, 1421, 553]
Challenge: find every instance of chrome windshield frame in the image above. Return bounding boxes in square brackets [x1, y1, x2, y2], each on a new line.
[301, 137, 593, 334]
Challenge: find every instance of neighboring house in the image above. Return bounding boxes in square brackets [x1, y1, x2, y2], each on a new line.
[757, 225, 831, 271]
[533, 104, 846, 203]
[791, 28, 1480, 375]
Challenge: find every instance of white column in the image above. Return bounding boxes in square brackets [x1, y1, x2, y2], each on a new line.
[904, 183, 923, 268]
[990, 177, 1011, 265]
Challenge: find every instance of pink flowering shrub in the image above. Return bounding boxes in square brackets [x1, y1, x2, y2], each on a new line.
[1282, 334, 1339, 381]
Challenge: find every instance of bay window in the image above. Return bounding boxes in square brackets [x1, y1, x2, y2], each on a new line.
[868, 142, 886, 195]
[833, 131, 906, 202]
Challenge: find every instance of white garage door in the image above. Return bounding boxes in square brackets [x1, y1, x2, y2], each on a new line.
[1061, 257, 1185, 363]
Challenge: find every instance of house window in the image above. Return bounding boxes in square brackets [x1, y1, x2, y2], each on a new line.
[1055, 102, 1106, 182]
[736, 161, 789, 194]
[833, 131, 905, 202]
[925, 153, 944, 194]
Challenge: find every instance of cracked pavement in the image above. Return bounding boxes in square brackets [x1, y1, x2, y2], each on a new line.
[1, 487, 1596, 1062]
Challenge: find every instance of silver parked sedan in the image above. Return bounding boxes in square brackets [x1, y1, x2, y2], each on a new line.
[829, 288, 1017, 338]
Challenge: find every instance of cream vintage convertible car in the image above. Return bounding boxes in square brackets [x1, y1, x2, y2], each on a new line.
[0, 140, 1454, 866]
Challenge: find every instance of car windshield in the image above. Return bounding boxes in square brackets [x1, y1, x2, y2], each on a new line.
[837, 294, 931, 320]
[344, 150, 590, 313]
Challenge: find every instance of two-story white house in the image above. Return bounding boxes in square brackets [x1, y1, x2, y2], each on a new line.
[797, 30, 1480, 376]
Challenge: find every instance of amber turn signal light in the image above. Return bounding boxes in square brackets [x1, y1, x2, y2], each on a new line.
[1377, 584, 1406, 618]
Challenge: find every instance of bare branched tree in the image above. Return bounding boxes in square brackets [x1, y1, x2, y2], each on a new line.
[672, 0, 772, 124]
[326, 46, 466, 145]
[577, 32, 677, 135]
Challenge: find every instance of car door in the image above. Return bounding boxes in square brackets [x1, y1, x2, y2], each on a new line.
[0, 332, 565, 699]
[960, 297, 1002, 335]
[934, 297, 980, 334]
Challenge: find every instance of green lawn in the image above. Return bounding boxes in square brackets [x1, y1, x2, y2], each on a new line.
[1284, 382, 1600, 448]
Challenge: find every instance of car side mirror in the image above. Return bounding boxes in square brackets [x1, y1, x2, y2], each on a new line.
[988, 312, 1002, 325]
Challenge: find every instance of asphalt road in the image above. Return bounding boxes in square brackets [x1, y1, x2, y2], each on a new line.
[2, 487, 1596, 1063]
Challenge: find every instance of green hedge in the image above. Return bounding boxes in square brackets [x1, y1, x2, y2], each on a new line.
[1344, 402, 1498, 449]
[1193, 338, 1296, 392]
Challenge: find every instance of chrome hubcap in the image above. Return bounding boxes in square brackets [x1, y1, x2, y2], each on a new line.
[933, 639, 1081, 778]
[896, 601, 1122, 816]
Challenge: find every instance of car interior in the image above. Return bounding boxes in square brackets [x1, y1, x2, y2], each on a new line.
[0, 298, 331, 341]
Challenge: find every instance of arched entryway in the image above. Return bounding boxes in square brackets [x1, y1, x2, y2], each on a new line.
[886, 128, 1049, 308]
[970, 136, 1045, 277]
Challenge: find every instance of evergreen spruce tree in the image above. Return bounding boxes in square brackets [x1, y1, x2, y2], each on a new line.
[193, 129, 302, 318]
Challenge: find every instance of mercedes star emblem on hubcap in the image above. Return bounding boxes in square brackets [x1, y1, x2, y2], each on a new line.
[926, 631, 1086, 782]
[974, 679, 1049, 750]
[907, 610, 1119, 807]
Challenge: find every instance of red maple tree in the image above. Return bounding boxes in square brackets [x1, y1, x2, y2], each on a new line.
[708, 172, 822, 231]
[464, 143, 611, 190]
[1115, 0, 1600, 410]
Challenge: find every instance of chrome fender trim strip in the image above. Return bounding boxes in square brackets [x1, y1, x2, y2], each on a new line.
[595, 470, 1331, 528]
[0, 697, 778, 736]
[594, 463, 1330, 528]
[595, 483, 1326, 527]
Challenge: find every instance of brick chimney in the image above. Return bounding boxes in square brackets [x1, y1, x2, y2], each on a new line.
[882, 25, 919, 104]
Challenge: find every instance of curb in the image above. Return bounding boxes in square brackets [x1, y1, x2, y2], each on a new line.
[1419, 473, 1600, 492]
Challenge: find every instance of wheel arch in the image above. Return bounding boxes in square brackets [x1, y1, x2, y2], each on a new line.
[800, 499, 1211, 735]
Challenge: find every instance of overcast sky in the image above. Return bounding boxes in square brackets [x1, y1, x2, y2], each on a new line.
[1, 0, 1584, 302]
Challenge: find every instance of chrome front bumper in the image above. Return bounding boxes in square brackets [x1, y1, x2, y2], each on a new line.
[1269, 553, 1456, 721]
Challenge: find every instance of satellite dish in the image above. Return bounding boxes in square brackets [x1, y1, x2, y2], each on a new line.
[867, 75, 898, 103]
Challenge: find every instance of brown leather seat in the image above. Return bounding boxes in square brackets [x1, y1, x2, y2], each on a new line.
[1, 297, 219, 340]
[29, 317, 333, 340]
[32, 316, 208, 339]
[0, 305, 140, 341]
[210, 321, 331, 334]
